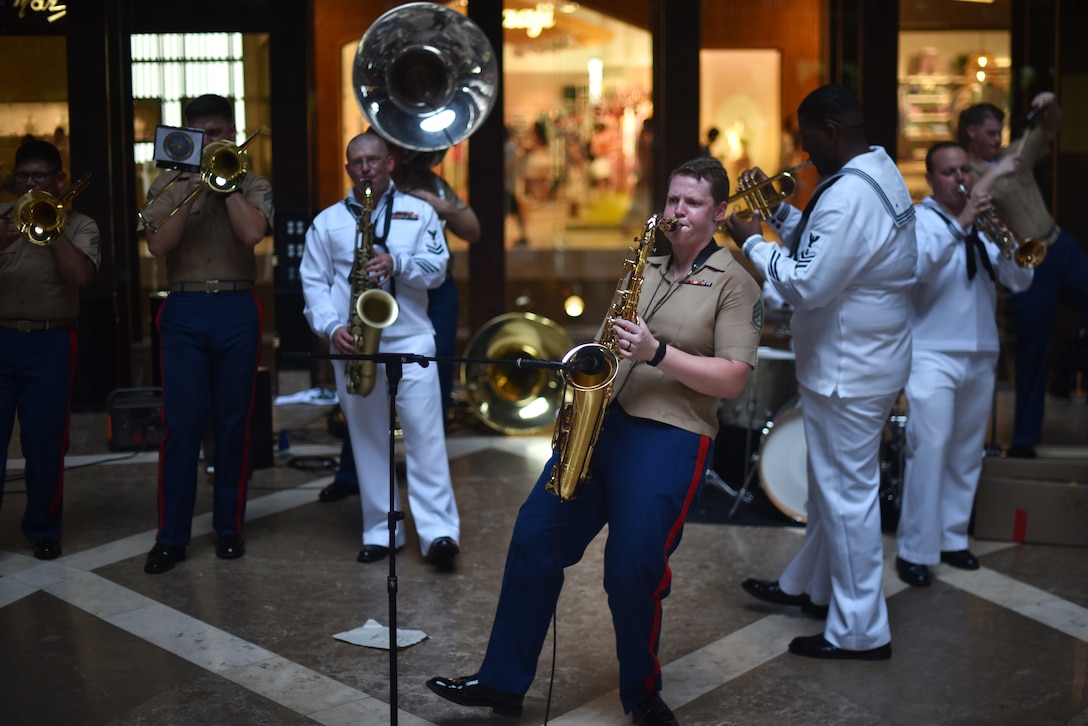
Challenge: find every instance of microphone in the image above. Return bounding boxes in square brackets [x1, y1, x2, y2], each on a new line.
[514, 357, 566, 371]
[567, 350, 607, 376]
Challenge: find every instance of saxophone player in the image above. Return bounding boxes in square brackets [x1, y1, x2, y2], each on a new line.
[300, 130, 461, 570]
[427, 157, 762, 726]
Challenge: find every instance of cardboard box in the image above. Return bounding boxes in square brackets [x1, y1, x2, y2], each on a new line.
[974, 457, 1088, 547]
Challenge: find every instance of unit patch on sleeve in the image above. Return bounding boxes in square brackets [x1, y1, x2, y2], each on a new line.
[751, 298, 764, 332]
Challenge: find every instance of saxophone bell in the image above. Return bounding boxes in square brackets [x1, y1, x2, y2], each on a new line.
[563, 343, 619, 387]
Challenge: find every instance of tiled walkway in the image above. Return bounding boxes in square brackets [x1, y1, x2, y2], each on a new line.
[3, 369, 1087, 724]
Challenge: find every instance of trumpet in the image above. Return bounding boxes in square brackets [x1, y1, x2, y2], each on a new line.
[728, 160, 812, 220]
[138, 130, 261, 233]
[958, 184, 1046, 269]
[11, 172, 92, 246]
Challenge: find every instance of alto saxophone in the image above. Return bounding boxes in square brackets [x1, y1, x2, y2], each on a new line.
[345, 179, 400, 396]
[546, 213, 679, 501]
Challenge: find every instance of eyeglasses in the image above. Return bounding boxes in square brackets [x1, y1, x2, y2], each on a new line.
[347, 155, 388, 169]
[13, 170, 59, 184]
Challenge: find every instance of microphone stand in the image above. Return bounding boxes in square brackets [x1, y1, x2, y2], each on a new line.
[313, 350, 569, 724]
[315, 350, 431, 726]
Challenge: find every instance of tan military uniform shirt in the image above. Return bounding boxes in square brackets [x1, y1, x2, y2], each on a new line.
[970, 128, 1057, 243]
[0, 204, 100, 320]
[613, 246, 763, 438]
[146, 171, 273, 284]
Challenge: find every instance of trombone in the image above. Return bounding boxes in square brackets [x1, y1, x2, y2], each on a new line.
[138, 130, 261, 233]
[728, 160, 812, 220]
[11, 172, 92, 246]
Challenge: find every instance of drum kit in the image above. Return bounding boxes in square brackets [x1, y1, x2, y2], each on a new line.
[710, 316, 906, 531]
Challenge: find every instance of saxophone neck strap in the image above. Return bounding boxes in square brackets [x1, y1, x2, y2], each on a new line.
[345, 190, 395, 248]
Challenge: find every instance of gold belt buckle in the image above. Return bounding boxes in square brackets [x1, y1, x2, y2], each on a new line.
[206, 279, 220, 293]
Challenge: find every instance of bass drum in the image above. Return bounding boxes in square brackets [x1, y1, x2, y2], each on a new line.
[757, 396, 907, 530]
[757, 397, 808, 522]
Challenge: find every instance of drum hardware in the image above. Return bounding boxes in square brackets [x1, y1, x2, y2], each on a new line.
[704, 467, 754, 505]
[716, 347, 797, 518]
[721, 393, 908, 527]
[878, 407, 907, 532]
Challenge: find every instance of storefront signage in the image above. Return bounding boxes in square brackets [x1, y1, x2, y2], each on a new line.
[13, 0, 67, 23]
[503, 3, 556, 39]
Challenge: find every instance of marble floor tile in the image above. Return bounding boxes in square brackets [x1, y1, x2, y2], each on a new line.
[2, 378, 1087, 725]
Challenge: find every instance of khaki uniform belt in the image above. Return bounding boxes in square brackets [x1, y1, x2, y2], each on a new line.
[167, 280, 255, 293]
[1039, 225, 1062, 247]
[0, 318, 76, 332]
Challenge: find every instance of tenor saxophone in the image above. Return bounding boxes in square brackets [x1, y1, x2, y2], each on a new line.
[345, 179, 400, 396]
[546, 213, 679, 501]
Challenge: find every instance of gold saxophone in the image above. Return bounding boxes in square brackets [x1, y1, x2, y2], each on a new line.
[546, 214, 679, 501]
[345, 179, 400, 396]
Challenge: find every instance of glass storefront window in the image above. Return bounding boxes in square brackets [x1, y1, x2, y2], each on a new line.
[0, 35, 67, 202]
[896, 24, 1011, 198]
[130, 32, 272, 365]
[131, 32, 270, 205]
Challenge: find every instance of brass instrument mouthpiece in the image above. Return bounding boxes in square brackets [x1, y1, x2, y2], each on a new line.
[658, 217, 679, 232]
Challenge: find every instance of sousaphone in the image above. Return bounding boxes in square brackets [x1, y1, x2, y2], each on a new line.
[353, 2, 498, 151]
[461, 313, 573, 435]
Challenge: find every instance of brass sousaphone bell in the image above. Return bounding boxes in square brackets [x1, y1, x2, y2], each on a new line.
[461, 313, 574, 435]
[352, 2, 498, 152]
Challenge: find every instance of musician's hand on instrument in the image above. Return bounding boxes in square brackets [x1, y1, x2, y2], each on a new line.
[738, 167, 769, 187]
[331, 326, 355, 355]
[722, 212, 763, 247]
[614, 317, 650, 360]
[959, 189, 987, 229]
[365, 251, 394, 281]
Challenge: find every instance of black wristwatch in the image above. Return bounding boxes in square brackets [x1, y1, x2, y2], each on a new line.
[648, 340, 667, 367]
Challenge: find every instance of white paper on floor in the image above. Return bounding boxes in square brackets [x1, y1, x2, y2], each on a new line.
[274, 388, 339, 406]
[333, 618, 429, 649]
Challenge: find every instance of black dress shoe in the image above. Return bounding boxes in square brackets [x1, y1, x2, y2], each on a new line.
[788, 634, 892, 661]
[1005, 444, 1036, 459]
[426, 536, 460, 570]
[32, 538, 62, 561]
[741, 578, 828, 618]
[318, 479, 359, 502]
[632, 692, 679, 726]
[357, 544, 402, 563]
[216, 535, 246, 560]
[941, 549, 980, 570]
[896, 556, 931, 587]
[425, 673, 523, 717]
[144, 543, 187, 574]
